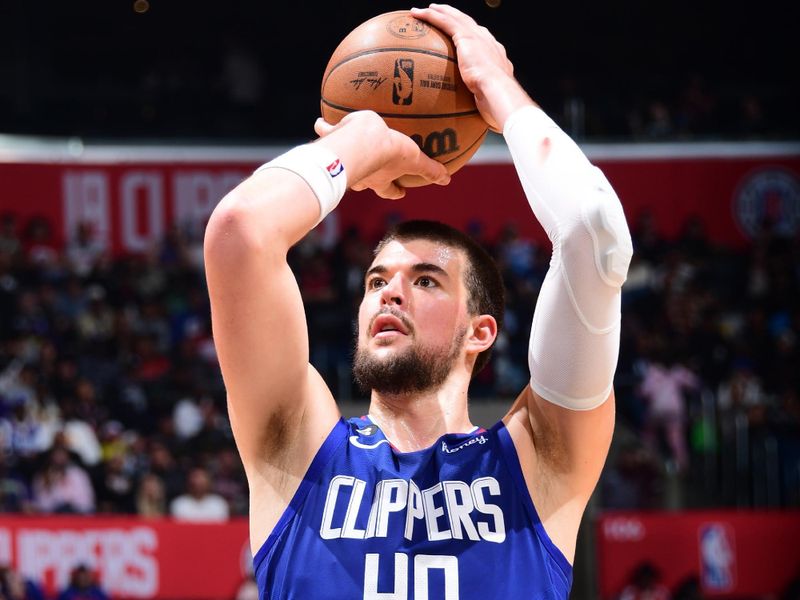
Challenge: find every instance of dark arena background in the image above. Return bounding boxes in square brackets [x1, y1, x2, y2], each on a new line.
[0, 0, 798, 598]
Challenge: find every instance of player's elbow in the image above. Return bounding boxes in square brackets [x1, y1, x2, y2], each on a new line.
[204, 194, 274, 267]
[562, 192, 632, 289]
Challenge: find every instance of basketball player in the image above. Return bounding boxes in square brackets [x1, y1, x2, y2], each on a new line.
[204, 4, 632, 598]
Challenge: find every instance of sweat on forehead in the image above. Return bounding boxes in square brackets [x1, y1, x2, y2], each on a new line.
[372, 237, 461, 266]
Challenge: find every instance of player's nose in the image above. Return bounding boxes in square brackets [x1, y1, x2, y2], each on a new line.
[379, 273, 405, 306]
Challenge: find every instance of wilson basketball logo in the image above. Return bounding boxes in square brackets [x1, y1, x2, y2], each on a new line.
[411, 128, 460, 159]
[392, 59, 414, 106]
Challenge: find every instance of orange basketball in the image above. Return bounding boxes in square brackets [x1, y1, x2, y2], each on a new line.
[321, 10, 488, 187]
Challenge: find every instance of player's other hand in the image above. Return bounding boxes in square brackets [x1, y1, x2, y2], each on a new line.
[411, 4, 534, 131]
[314, 111, 450, 200]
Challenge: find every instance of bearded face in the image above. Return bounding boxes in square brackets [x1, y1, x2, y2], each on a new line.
[354, 239, 472, 396]
[353, 308, 466, 395]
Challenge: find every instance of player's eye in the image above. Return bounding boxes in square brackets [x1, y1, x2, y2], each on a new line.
[416, 276, 436, 288]
[368, 277, 386, 289]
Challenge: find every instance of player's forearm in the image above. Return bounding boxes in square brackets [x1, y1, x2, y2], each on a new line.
[504, 105, 633, 409]
[206, 171, 320, 265]
[205, 114, 397, 260]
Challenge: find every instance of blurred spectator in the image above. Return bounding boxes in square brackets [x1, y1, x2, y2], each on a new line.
[65, 223, 105, 279]
[617, 562, 671, 600]
[717, 361, 764, 414]
[76, 286, 115, 346]
[98, 420, 127, 462]
[170, 466, 229, 522]
[31, 446, 95, 514]
[738, 94, 767, 138]
[496, 222, 537, 280]
[212, 447, 248, 516]
[173, 396, 203, 440]
[221, 43, 264, 108]
[644, 101, 675, 139]
[677, 74, 718, 136]
[0, 361, 38, 411]
[56, 565, 108, 600]
[131, 334, 170, 385]
[638, 348, 700, 473]
[146, 441, 185, 501]
[22, 216, 59, 271]
[60, 402, 103, 469]
[0, 214, 22, 261]
[0, 449, 31, 513]
[95, 453, 135, 513]
[0, 565, 45, 600]
[631, 209, 666, 265]
[135, 472, 167, 518]
[0, 393, 49, 461]
[601, 443, 664, 510]
[184, 397, 231, 459]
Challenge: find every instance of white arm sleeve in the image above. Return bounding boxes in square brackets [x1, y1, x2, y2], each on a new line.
[503, 105, 633, 410]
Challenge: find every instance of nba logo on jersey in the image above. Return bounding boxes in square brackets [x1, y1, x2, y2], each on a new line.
[698, 523, 736, 592]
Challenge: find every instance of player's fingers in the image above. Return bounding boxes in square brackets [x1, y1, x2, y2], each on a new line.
[376, 183, 406, 200]
[314, 118, 336, 137]
[410, 5, 468, 38]
[408, 153, 451, 186]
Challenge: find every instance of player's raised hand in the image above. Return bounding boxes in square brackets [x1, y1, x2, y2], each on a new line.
[314, 111, 450, 199]
[411, 4, 534, 131]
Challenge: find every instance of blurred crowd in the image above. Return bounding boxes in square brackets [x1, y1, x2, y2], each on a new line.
[608, 211, 800, 510]
[0, 206, 798, 528]
[612, 561, 800, 600]
[548, 73, 783, 142]
[1, 563, 109, 600]
[0, 213, 238, 520]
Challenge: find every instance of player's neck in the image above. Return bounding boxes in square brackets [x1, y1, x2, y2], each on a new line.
[367, 380, 473, 452]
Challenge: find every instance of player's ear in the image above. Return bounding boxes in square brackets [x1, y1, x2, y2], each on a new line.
[465, 314, 497, 354]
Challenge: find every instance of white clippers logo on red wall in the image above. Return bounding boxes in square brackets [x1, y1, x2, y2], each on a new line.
[733, 168, 800, 239]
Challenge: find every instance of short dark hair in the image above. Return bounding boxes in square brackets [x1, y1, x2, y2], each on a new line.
[374, 220, 505, 376]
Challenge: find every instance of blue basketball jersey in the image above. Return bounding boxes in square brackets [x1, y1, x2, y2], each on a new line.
[254, 416, 572, 599]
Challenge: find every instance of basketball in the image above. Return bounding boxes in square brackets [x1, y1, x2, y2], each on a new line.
[321, 11, 489, 187]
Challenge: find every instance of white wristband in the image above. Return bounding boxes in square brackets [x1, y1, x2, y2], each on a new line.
[254, 144, 347, 226]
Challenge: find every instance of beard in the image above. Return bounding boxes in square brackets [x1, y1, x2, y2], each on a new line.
[353, 326, 466, 396]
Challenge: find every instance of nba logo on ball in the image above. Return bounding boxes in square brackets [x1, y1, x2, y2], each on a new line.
[698, 523, 736, 592]
[393, 59, 414, 105]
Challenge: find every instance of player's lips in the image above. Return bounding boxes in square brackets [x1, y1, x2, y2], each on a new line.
[370, 314, 409, 338]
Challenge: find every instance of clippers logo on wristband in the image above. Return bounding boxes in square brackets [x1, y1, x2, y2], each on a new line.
[326, 158, 344, 178]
